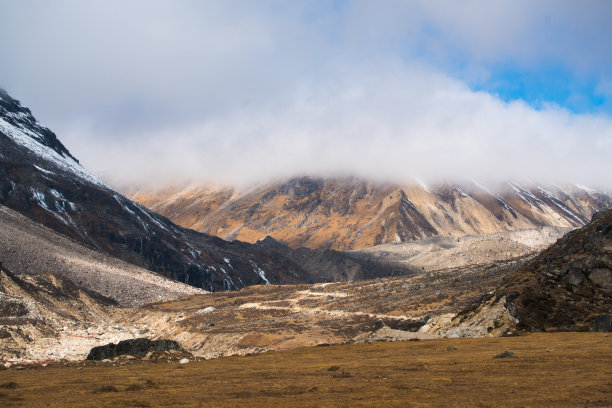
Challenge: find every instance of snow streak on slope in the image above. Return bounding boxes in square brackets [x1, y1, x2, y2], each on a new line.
[0, 115, 106, 188]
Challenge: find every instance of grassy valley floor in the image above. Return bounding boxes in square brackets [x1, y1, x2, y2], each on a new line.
[1, 332, 610, 407]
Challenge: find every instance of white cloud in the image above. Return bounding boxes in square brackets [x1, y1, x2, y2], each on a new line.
[344, 0, 612, 71]
[1, 1, 610, 189]
[63, 62, 612, 190]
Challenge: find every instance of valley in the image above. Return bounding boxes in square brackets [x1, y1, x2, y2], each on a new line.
[2, 1, 612, 405]
[0, 87, 610, 407]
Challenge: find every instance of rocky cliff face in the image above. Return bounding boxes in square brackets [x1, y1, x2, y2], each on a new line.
[130, 177, 611, 251]
[0, 89, 404, 291]
[431, 209, 612, 337]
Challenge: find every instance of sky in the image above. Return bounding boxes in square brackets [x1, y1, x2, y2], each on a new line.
[1, 0, 611, 189]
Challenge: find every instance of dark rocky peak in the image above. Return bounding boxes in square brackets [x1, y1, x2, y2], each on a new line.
[256, 235, 290, 250]
[0, 88, 33, 116]
[0, 88, 77, 162]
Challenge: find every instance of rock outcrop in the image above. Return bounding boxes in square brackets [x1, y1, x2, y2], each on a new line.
[431, 209, 612, 336]
[86, 338, 185, 360]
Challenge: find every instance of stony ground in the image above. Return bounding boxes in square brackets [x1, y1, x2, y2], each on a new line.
[0, 267, 150, 361]
[2, 256, 524, 362]
[1, 332, 610, 407]
[133, 258, 523, 359]
[350, 226, 570, 271]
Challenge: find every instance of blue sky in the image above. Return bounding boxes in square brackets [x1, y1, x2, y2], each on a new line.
[333, 1, 612, 116]
[299, 0, 612, 115]
[472, 66, 606, 114]
[1, 0, 611, 187]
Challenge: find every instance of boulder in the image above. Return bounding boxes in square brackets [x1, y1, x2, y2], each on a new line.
[589, 268, 612, 287]
[592, 315, 612, 332]
[493, 350, 516, 359]
[86, 338, 183, 360]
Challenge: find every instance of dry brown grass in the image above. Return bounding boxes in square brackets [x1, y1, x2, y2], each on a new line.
[1, 332, 610, 407]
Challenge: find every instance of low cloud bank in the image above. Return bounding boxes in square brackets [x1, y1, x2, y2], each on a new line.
[63, 64, 612, 190]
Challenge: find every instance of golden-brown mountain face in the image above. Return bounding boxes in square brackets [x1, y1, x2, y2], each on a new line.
[129, 177, 611, 250]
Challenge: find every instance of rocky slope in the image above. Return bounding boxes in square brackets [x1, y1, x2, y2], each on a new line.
[0, 204, 205, 307]
[1, 255, 519, 362]
[0, 262, 144, 361]
[428, 209, 612, 337]
[129, 177, 611, 251]
[0, 89, 406, 291]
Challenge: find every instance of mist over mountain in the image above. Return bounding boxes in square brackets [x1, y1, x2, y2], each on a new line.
[0, 88, 405, 292]
[66, 67, 612, 191]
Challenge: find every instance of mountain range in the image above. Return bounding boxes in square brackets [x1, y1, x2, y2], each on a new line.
[129, 177, 611, 251]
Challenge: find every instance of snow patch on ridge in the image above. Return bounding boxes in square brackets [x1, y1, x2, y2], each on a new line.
[507, 182, 546, 210]
[0, 117, 107, 188]
[536, 186, 585, 224]
[132, 201, 170, 232]
[416, 179, 431, 193]
[223, 258, 235, 270]
[113, 194, 137, 216]
[30, 188, 50, 211]
[574, 184, 596, 194]
[33, 165, 54, 175]
[219, 267, 236, 291]
[472, 181, 515, 213]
